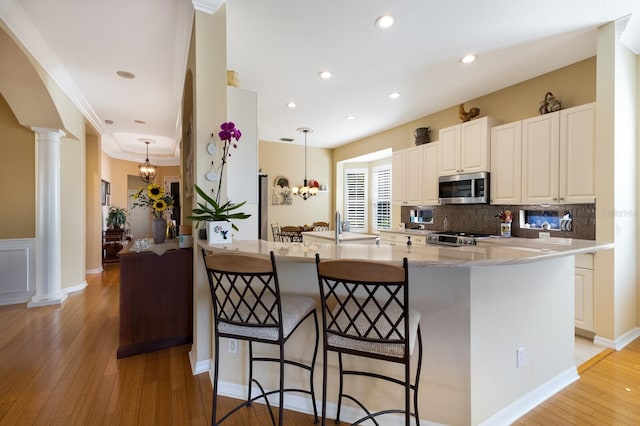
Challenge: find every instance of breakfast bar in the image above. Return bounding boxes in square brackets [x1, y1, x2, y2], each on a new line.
[200, 238, 612, 425]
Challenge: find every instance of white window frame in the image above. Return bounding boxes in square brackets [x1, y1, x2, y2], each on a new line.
[343, 168, 367, 232]
[372, 165, 391, 231]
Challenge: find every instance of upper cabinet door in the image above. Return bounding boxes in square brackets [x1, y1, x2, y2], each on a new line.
[405, 146, 423, 205]
[439, 117, 499, 176]
[460, 117, 491, 174]
[392, 150, 407, 204]
[490, 121, 522, 205]
[522, 112, 560, 204]
[559, 103, 596, 203]
[421, 142, 440, 205]
[439, 125, 460, 176]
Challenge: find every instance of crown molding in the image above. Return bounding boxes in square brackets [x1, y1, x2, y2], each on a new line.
[192, 0, 225, 15]
[0, 0, 103, 134]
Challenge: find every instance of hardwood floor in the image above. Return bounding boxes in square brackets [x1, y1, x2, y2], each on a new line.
[0, 262, 638, 425]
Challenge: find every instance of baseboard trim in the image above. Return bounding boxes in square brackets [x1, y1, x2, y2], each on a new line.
[189, 351, 211, 375]
[64, 280, 88, 294]
[594, 327, 640, 351]
[478, 366, 579, 426]
[215, 380, 445, 425]
[86, 267, 103, 274]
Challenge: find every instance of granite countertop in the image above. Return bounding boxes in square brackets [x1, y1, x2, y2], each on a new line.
[379, 228, 435, 236]
[304, 230, 379, 241]
[200, 237, 613, 267]
[119, 239, 182, 256]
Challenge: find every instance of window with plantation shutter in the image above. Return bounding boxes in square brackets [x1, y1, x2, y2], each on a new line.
[344, 169, 367, 231]
[373, 165, 391, 230]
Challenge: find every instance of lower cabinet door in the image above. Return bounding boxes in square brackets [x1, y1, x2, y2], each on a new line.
[575, 266, 594, 332]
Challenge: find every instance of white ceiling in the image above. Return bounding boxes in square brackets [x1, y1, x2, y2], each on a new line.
[1, 0, 639, 165]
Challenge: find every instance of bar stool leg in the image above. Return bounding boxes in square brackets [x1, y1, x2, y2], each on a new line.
[212, 335, 220, 425]
[336, 353, 344, 423]
[308, 312, 320, 423]
[247, 341, 254, 406]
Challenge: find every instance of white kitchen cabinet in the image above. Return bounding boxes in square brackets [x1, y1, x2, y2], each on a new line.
[575, 253, 594, 332]
[439, 117, 501, 176]
[392, 150, 407, 204]
[392, 146, 422, 205]
[522, 112, 559, 204]
[490, 121, 522, 204]
[421, 142, 439, 205]
[378, 231, 425, 246]
[522, 103, 595, 204]
[559, 103, 596, 203]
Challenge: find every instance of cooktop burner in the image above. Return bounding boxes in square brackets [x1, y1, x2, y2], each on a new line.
[427, 231, 491, 246]
[434, 231, 491, 238]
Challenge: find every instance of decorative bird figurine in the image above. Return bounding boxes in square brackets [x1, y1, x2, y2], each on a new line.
[458, 104, 480, 122]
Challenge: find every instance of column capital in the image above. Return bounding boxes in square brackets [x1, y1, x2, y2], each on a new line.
[30, 127, 66, 139]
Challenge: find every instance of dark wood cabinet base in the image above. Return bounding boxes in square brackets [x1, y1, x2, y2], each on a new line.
[118, 244, 193, 359]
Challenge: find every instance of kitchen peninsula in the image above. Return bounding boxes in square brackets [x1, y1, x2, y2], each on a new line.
[200, 238, 612, 425]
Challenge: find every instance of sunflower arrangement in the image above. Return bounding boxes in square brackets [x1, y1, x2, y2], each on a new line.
[131, 183, 174, 218]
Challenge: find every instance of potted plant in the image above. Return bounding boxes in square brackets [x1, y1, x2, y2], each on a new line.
[106, 206, 128, 229]
[187, 184, 250, 244]
[187, 121, 250, 244]
[130, 183, 174, 244]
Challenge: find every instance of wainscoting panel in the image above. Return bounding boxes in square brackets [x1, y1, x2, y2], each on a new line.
[0, 239, 35, 306]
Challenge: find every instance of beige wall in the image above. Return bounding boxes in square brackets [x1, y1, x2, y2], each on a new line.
[335, 57, 596, 162]
[101, 155, 180, 210]
[60, 132, 87, 288]
[0, 93, 36, 238]
[85, 132, 102, 271]
[259, 140, 333, 237]
[189, 5, 228, 370]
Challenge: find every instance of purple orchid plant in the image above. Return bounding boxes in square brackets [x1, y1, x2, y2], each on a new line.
[214, 121, 242, 204]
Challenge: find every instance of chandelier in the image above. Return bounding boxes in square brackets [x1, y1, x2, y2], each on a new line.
[292, 127, 318, 200]
[138, 140, 157, 184]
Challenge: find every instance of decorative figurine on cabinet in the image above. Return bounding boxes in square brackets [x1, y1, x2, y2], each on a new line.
[458, 104, 480, 122]
[538, 92, 561, 115]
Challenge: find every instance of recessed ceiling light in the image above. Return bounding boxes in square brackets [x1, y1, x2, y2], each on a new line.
[319, 70, 332, 79]
[345, 114, 355, 120]
[105, 119, 114, 125]
[116, 70, 135, 79]
[287, 101, 297, 108]
[375, 14, 395, 28]
[134, 120, 146, 124]
[389, 92, 400, 99]
[461, 54, 477, 64]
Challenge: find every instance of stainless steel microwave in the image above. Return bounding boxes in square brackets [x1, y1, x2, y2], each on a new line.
[438, 171, 489, 204]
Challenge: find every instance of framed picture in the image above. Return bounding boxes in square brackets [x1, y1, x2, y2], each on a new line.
[184, 117, 194, 198]
[101, 179, 110, 205]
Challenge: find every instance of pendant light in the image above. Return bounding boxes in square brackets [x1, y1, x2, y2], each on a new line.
[138, 140, 157, 184]
[292, 127, 318, 200]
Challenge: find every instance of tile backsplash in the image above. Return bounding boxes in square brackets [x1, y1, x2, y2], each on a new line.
[400, 203, 596, 240]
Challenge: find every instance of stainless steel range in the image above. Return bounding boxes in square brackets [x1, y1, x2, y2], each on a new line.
[426, 231, 491, 246]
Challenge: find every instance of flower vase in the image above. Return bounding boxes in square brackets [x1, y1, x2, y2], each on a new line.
[206, 221, 233, 244]
[500, 222, 512, 237]
[151, 217, 167, 244]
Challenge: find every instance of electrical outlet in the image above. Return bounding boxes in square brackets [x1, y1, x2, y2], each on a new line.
[228, 338, 238, 354]
[516, 347, 525, 368]
[539, 232, 551, 239]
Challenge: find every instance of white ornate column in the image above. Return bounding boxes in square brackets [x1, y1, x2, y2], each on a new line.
[28, 127, 67, 307]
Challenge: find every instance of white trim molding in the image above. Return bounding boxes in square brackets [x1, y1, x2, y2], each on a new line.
[594, 328, 640, 351]
[479, 367, 579, 426]
[0, 238, 36, 306]
[192, 0, 224, 14]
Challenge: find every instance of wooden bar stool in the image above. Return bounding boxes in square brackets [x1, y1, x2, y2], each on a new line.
[315, 254, 422, 425]
[203, 249, 319, 425]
